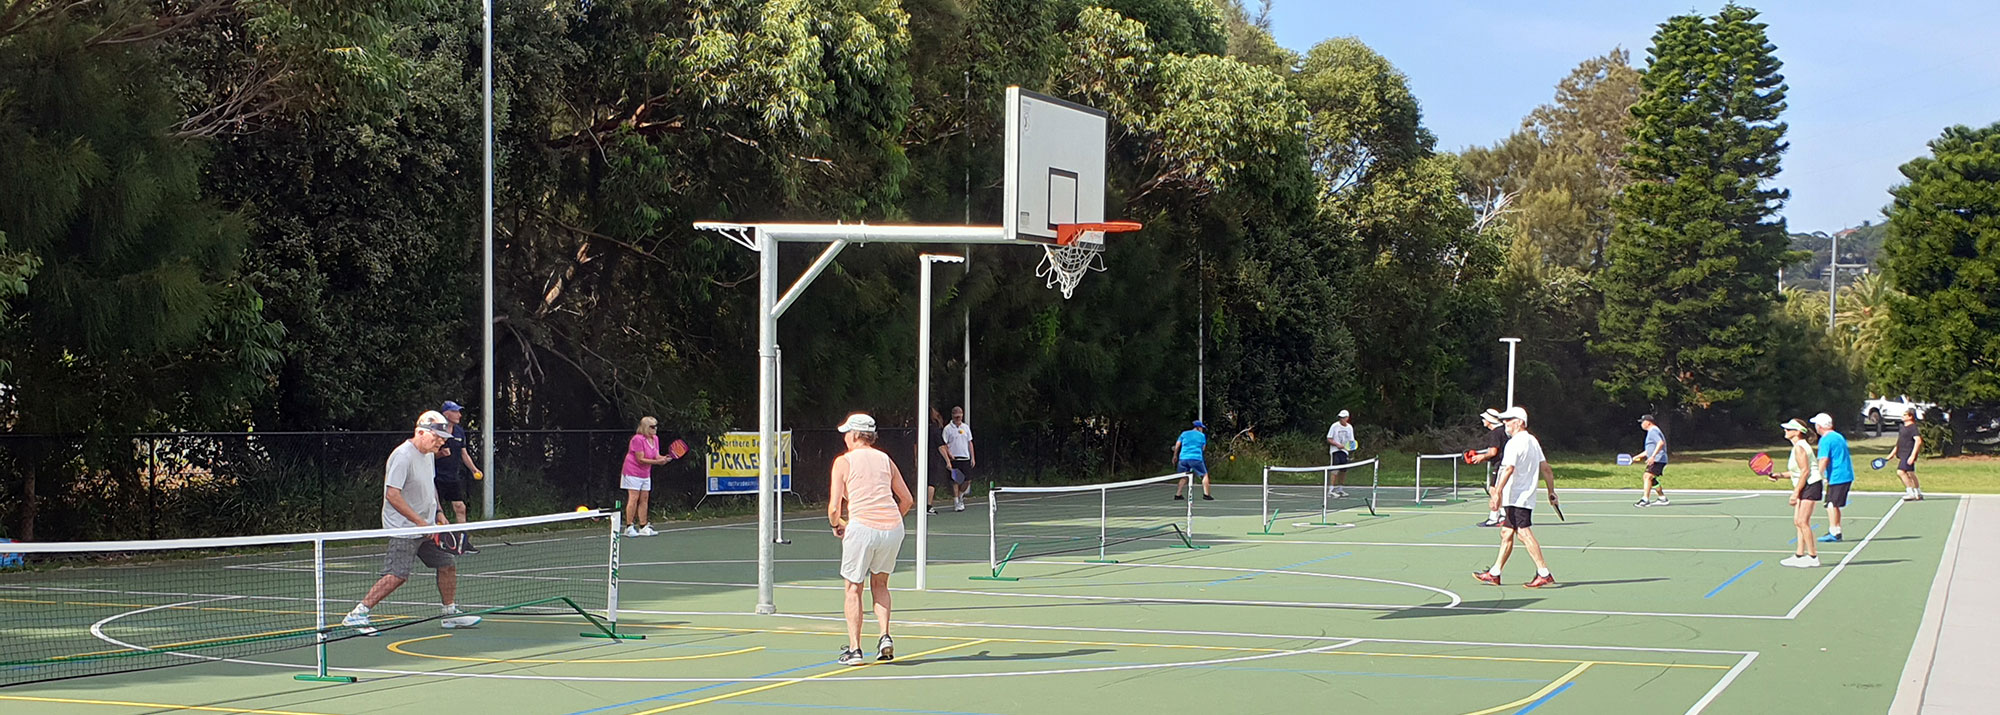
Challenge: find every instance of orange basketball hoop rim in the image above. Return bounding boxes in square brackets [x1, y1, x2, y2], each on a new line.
[1054, 221, 1143, 246]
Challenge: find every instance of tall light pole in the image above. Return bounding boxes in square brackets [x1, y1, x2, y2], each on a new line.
[1824, 230, 1838, 333]
[1500, 337, 1522, 409]
[479, 0, 496, 519]
[915, 253, 964, 590]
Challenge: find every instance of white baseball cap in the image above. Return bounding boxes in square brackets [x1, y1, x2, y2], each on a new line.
[1497, 407, 1528, 422]
[416, 410, 453, 438]
[836, 413, 877, 433]
[1810, 413, 1834, 427]
[1480, 408, 1502, 424]
[1337, 409, 1351, 418]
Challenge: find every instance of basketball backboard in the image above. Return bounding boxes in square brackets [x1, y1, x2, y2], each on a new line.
[1004, 87, 1110, 248]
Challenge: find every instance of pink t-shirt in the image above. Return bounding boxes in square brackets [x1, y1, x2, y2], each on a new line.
[623, 434, 659, 478]
[835, 447, 903, 531]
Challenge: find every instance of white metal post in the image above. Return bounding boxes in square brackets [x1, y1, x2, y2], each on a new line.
[774, 347, 786, 545]
[1099, 489, 1108, 561]
[986, 489, 997, 574]
[313, 539, 327, 674]
[916, 254, 964, 591]
[1500, 337, 1522, 409]
[1827, 231, 1839, 333]
[480, 0, 496, 520]
[756, 230, 778, 614]
[607, 513, 621, 628]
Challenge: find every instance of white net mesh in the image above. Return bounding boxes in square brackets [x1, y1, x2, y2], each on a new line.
[1036, 234, 1107, 299]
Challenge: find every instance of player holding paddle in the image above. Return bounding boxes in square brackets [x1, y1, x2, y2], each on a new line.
[621, 416, 689, 537]
[1473, 407, 1560, 588]
[1765, 418, 1824, 567]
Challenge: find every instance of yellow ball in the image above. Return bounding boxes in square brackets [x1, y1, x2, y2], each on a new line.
[1229, 455, 1235, 461]
[472, 470, 484, 481]
[576, 505, 592, 513]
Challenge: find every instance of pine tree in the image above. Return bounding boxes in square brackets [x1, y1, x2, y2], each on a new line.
[1873, 122, 2000, 454]
[1595, 5, 1792, 418]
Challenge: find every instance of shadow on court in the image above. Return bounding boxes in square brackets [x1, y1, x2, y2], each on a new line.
[1371, 598, 1545, 619]
[892, 648, 1115, 665]
[1549, 577, 1669, 588]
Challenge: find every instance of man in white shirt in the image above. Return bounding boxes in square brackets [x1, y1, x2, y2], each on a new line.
[1325, 410, 1357, 497]
[342, 411, 483, 635]
[937, 406, 976, 512]
[1472, 407, 1560, 589]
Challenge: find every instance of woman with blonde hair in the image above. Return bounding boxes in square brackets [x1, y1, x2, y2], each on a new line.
[1775, 418, 1822, 568]
[622, 416, 671, 537]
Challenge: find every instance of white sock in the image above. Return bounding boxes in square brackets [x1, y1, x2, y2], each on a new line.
[442, 603, 458, 613]
[1536, 567, 1551, 577]
[350, 604, 369, 615]
[1489, 563, 1504, 575]
[1490, 510, 1502, 520]
[1830, 526, 1843, 536]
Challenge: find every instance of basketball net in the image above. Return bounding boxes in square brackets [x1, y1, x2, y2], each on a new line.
[1039, 221, 1140, 299]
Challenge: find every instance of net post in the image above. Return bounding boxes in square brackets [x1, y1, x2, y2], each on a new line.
[1248, 466, 1284, 535]
[1184, 472, 1194, 539]
[1320, 467, 1331, 524]
[293, 538, 355, 683]
[1453, 460, 1461, 500]
[1366, 461, 1379, 516]
[1099, 487, 1108, 562]
[1415, 455, 1423, 505]
[970, 541, 1020, 581]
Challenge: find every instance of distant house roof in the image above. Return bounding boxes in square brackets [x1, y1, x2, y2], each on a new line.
[1835, 228, 1860, 239]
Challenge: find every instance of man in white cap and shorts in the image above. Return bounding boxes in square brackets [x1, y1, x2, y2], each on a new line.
[1473, 407, 1560, 588]
[1813, 412, 1856, 542]
[828, 413, 914, 665]
[341, 410, 483, 635]
[1326, 410, 1357, 498]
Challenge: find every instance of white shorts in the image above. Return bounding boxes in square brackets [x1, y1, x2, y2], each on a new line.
[620, 475, 652, 492]
[839, 523, 904, 583]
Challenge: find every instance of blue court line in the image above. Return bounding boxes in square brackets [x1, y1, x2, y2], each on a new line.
[561, 660, 832, 715]
[1206, 552, 1351, 585]
[1514, 682, 1574, 714]
[1704, 561, 1763, 599]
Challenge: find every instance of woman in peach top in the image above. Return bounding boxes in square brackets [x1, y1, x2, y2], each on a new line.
[827, 413, 913, 666]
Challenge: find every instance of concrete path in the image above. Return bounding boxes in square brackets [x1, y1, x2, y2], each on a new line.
[1893, 494, 1996, 714]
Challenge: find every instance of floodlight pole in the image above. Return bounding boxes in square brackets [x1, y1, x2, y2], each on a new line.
[1500, 338, 1522, 409]
[479, 0, 496, 520]
[1826, 231, 1838, 333]
[755, 229, 779, 614]
[917, 254, 965, 591]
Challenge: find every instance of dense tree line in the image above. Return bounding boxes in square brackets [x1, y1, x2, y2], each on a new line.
[2, 1, 1992, 537]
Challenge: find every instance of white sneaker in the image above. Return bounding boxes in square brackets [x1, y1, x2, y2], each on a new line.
[954, 498, 965, 511]
[1634, 499, 1652, 508]
[637, 525, 658, 536]
[623, 525, 640, 537]
[1902, 493, 1919, 501]
[1780, 555, 1804, 567]
[341, 610, 378, 636]
[1654, 498, 1670, 506]
[441, 606, 482, 629]
[1799, 555, 1820, 568]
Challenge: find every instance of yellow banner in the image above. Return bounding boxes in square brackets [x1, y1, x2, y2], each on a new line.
[705, 432, 794, 494]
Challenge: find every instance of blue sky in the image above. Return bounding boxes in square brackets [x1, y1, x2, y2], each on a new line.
[1267, 0, 2000, 233]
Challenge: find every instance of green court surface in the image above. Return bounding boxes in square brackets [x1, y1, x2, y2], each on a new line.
[0, 485, 1960, 714]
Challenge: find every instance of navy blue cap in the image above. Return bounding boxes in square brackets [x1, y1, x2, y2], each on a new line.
[441, 401, 464, 413]
[1192, 420, 1205, 428]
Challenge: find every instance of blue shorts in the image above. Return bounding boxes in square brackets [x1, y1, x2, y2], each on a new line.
[1177, 458, 1208, 476]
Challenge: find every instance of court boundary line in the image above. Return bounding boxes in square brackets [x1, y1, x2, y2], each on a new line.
[1783, 496, 1906, 618]
[1889, 494, 1973, 714]
[1685, 651, 1757, 714]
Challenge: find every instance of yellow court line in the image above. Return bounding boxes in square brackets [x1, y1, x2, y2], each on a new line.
[1463, 662, 1593, 715]
[0, 694, 340, 715]
[386, 633, 763, 664]
[627, 639, 993, 715]
[617, 623, 1730, 669]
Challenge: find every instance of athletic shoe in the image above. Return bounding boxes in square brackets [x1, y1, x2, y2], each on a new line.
[926, 506, 938, 514]
[1817, 532, 1842, 543]
[954, 497, 965, 511]
[838, 647, 866, 666]
[1634, 499, 1652, 508]
[341, 611, 378, 636]
[440, 606, 482, 629]
[1780, 555, 1805, 567]
[1332, 488, 1348, 498]
[1902, 493, 1920, 502]
[1799, 555, 1821, 568]
[876, 634, 895, 662]
[1476, 518, 1500, 528]
[638, 525, 658, 536]
[1202, 493, 1214, 501]
[461, 539, 480, 555]
[1524, 573, 1556, 589]
[1653, 498, 1670, 506]
[1173, 494, 1185, 501]
[1473, 570, 1501, 586]
[623, 525, 640, 537]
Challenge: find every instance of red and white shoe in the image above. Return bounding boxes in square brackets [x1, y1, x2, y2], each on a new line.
[1473, 570, 1501, 586]
[1524, 573, 1556, 589]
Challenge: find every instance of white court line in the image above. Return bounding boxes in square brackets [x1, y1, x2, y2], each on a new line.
[911, 530, 1851, 556]
[1890, 495, 1972, 714]
[1784, 497, 1906, 619]
[1686, 651, 1758, 714]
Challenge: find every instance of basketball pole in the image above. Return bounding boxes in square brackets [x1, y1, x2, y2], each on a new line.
[917, 254, 965, 591]
[479, 0, 496, 520]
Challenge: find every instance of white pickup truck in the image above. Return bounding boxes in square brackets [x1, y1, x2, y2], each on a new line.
[1861, 395, 1935, 431]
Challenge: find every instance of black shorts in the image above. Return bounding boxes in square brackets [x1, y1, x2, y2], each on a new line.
[930, 462, 953, 488]
[1486, 462, 1500, 488]
[1799, 481, 1824, 501]
[1645, 461, 1666, 477]
[1501, 506, 1534, 529]
[435, 473, 465, 503]
[1329, 450, 1352, 468]
[1825, 482, 1851, 508]
[949, 458, 973, 484]
[1899, 460, 1917, 473]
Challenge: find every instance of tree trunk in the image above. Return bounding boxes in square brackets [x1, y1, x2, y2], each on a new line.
[1946, 407, 1969, 458]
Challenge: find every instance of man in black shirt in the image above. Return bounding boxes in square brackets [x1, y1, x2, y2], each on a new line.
[1885, 410, 1924, 501]
[1467, 409, 1509, 527]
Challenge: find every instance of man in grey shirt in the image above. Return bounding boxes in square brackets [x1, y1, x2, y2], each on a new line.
[342, 410, 481, 634]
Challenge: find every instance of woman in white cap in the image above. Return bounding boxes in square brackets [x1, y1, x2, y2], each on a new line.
[827, 413, 913, 665]
[1775, 418, 1822, 568]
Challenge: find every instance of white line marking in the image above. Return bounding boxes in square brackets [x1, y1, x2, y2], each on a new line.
[1784, 497, 1906, 619]
[1686, 651, 1757, 714]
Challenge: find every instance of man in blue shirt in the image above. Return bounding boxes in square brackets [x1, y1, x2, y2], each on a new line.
[1173, 421, 1212, 501]
[1813, 412, 1856, 542]
[1635, 415, 1670, 507]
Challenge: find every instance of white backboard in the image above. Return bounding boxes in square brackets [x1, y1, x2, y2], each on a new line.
[1004, 87, 1109, 247]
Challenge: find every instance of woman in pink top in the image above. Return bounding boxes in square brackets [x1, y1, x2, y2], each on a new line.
[827, 413, 912, 666]
[621, 417, 670, 537]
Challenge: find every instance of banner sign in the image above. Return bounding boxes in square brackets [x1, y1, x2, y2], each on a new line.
[705, 431, 794, 495]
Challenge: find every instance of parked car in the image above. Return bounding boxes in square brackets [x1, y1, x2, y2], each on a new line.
[1861, 395, 1937, 432]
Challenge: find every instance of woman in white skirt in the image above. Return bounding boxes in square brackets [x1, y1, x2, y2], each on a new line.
[827, 413, 914, 665]
[620, 417, 670, 536]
